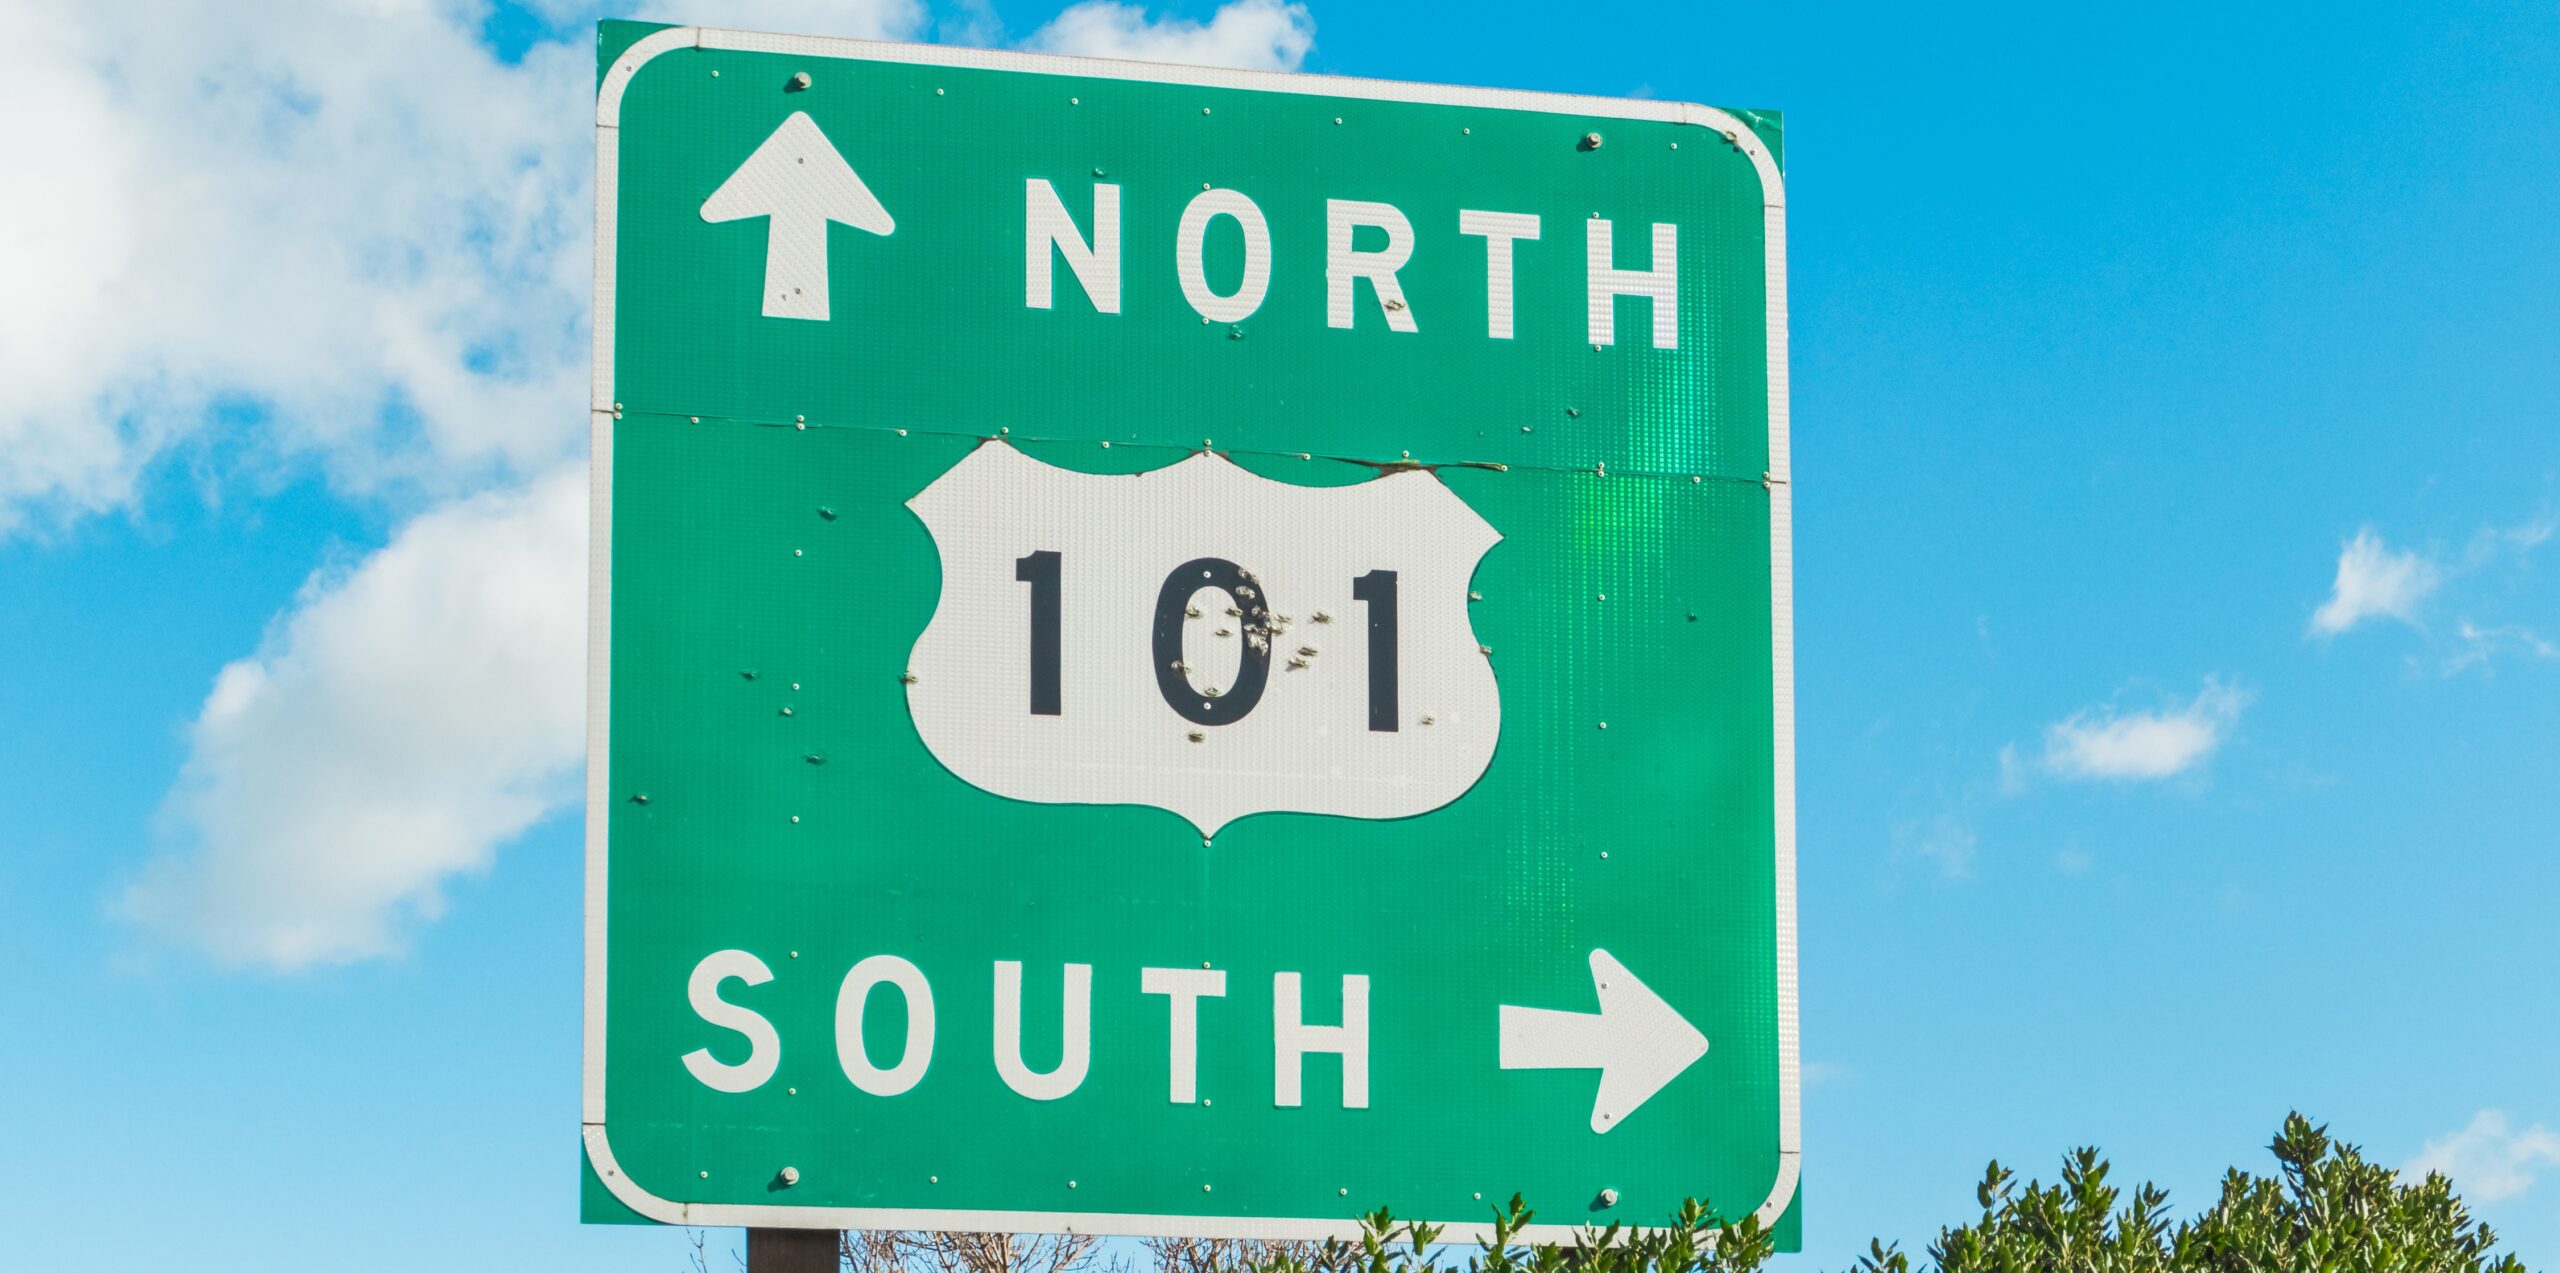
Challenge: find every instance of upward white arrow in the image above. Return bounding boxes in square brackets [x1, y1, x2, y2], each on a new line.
[700, 111, 893, 321]
[1499, 949, 1708, 1134]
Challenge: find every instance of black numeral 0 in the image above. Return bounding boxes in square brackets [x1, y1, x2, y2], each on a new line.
[1153, 558, 1271, 726]
[1352, 570, 1399, 732]
[1015, 550, 1062, 716]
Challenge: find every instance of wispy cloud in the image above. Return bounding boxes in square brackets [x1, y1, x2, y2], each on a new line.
[1027, 0, 1315, 70]
[2311, 528, 2440, 636]
[2404, 1110, 2560, 1204]
[1894, 813, 1979, 878]
[2034, 678, 2250, 783]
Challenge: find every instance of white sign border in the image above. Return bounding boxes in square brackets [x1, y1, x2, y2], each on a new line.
[585, 24, 1797, 1242]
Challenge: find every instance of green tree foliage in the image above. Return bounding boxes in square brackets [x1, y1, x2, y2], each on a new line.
[1851, 1113, 2525, 1273]
[697, 1114, 2528, 1273]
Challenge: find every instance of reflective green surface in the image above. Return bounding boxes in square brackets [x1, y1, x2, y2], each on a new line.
[595, 21, 1787, 1239]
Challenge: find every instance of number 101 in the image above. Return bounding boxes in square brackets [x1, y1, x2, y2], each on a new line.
[1014, 552, 1399, 732]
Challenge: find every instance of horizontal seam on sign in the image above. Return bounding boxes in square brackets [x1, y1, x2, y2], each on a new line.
[613, 409, 1783, 488]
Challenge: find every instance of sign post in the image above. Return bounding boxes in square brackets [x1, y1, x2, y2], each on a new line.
[585, 20, 1796, 1248]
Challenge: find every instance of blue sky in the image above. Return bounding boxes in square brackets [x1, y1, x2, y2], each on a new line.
[2, 0, 2555, 1267]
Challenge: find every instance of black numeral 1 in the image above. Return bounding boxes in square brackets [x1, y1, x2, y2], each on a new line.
[1351, 569, 1399, 732]
[1015, 550, 1062, 716]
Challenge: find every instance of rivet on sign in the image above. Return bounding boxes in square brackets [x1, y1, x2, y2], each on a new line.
[790, 951, 799, 958]
[1100, 440, 1111, 448]
[1599, 721, 1610, 730]
[690, 416, 700, 424]
[788, 1087, 797, 1094]
[701, 1171, 709, 1179]
[931, 1175, 939, 1183]
[1201, 106, 1211, 115]
[796, 413, 805, 423]
[1581, 131, 1604, 150]
[1463, 127, 1471, 135]
[1474, 1192, 1483, 1201]
[1521, 425, 1533, 433]
[630, 793, 649, 805]
[781, 706, 794, 716]
[1070, 97, 1080, 105]
[936, 88, 945, 95]
[1670, 141, 1679, 150]
[1469, 591, 1483, 601]
[791, 816, 800, 824]
[614, 402, 624, 412]
[796, 422, 806, 431]
[1202, 182, 1212, 190]
[794, 548, 803, 557]
[1000, 426, 1010, 435]
[1597, 593, 1607, 601]
[1202, 1099, 1213, 1107]
[711, 70, 720, 78]
[1340, 1188, 1349, 1197]
[780, 1166, 801, 1186]
[1596, 461, 1608, 476]
[1401, 450, 1411, 459]
[1600, 1188, 1621, 1207]
[1202, 837, 1213, 848]
[1691, 474, 1702, 484]
[1203, 1184, 1213, 1192]
[1093, 167, 1107, 177]
[1334, 116, 1343, 125]
[1070, 1180, 1079, 1188]
[1567, 407, 1581, 417]
[790, 72, 811, 90]
[1203, 438, 1213, 448]
[792, 682, 801, 690]
[1600, 851, 1610, 859]
[1202, 961, 1213, 969]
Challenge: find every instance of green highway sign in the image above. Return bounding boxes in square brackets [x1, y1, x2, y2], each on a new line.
[583, 20, 1797, 1246]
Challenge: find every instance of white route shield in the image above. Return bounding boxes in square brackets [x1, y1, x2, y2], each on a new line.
[905, 442, 1502, 836]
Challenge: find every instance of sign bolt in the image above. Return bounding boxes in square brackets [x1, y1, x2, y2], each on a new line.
[789, 71, 812, 91]
[1580, 131, 1604, 150]
[779, 1166, 801, 1186]
[1598, 721, 1610, 730]
[1599, 1188, 1621, 1208]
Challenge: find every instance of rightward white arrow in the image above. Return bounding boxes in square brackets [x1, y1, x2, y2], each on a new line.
[1499, 949, 1708, 1134]
[700, 111, 893, 321]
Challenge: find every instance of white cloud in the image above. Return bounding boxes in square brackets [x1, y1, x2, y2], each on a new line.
[1028, 0, 1315, 71]
[2037, 678, 2249, 782]
[2311, 527, 2440, 636]
[0, 0, 616, 533]
[121, 468, 589, 970]
[2404, 1110, 2560, 1204]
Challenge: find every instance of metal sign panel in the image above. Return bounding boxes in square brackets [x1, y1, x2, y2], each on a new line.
[584, 21, 1795, 1246]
